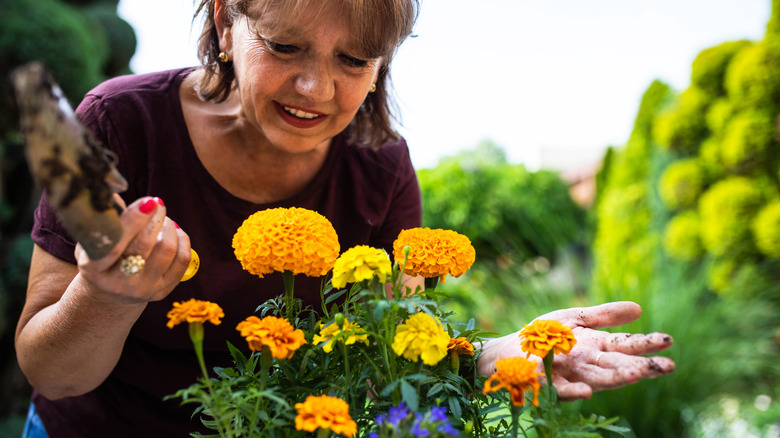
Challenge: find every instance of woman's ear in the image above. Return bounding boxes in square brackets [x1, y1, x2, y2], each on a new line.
[214, 0, 232, 53]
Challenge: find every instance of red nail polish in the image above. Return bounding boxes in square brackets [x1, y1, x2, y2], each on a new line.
[173, 220, 180, 229]
[156, 197, 164, 207]
[139, 199, 157, 214]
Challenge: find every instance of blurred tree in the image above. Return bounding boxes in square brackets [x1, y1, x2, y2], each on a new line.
[0, 0, 136, 429]
[587, 0, 780, 435]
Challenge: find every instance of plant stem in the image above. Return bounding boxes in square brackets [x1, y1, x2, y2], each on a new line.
[260, 345, 273, 391]
[283, 270, 295, 321]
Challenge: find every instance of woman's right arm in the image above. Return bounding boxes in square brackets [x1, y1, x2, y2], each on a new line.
[15, 197, 191, 400]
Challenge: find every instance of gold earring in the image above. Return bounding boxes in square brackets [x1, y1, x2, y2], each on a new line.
[218, 51, 229, 63]
[369, 83, 377, 93]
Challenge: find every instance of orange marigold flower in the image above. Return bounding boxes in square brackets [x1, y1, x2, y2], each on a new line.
[235, 315, 307, 359]
[519, 319, 577, 359]
[232, 207, 340, 278]
[447, 337, 475, 356]
[392, 227, 476, 282]
[483, 356, 544, 407]
[331, 245, 392, 289]
[295, 394, 357, 437]
[166, 299, 224, 329]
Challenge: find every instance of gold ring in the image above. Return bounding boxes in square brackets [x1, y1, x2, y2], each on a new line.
[120, 255, 146, 276]
[594, 352, 606, 367]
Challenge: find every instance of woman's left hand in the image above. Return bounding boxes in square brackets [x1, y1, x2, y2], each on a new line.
[476, 301, 675, 401]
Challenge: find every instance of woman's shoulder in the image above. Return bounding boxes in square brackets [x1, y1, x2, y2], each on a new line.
[85, 67, 196, 101]
[341, 133, 413, 173]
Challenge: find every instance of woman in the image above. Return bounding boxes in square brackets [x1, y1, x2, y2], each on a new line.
[15, 0, 674, 436]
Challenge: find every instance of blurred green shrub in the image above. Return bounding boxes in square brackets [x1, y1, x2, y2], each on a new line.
[720, 110, 777, 174]
[663, 210, 703, 261]
[658, 159, 707, 210]
[652, 86, 710, 156]
[418, 141, 586, 267]
[753, 199, 780, 258]
[698, 176, 764, 258]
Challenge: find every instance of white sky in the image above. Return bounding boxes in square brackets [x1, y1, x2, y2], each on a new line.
[117, 0, 771, 171]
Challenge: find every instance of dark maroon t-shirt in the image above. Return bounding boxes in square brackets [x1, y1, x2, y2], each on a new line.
[30, 68, 422, 437]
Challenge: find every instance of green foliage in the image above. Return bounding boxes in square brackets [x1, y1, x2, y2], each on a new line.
[658, 159, 707, 210]
[698, 176, 764, 258]
[580, 260, 780, 436]
[82, 4, 137, 77]
[752, 198, 780, 258]
[418, 141, 586, 267]
[720, 110, 778, 174]
[704, 98, 734, 137]
[652, 86, 711, 156]
[691, 40, 753, 98]
[725, 38, 780, 113]
[662, 210, 703, 261]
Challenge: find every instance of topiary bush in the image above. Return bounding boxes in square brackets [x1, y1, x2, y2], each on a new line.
[652, 86, 711, 156]
[752, 199, 780, 258]
[725, 38, 780, 114]
[658, 159, 707, 210]
[663, 210, 703, 261]
[720, 110, 778, 174]
[691, 40, 753, 98]
[698, 176, 765, 258]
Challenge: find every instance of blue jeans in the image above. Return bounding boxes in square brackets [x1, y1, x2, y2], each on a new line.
[22, 403, 49, 438]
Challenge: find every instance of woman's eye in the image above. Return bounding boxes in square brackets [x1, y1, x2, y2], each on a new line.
[340, 55, 369, 68]
[268, 42, 298, 54]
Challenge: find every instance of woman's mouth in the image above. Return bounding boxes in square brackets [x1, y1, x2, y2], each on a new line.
[274, 102, 327, 129]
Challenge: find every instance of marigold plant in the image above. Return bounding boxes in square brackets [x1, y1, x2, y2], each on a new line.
[294, 394, 357, 437]
[483, 356, 544, 407]
[166, 299, 225, 328]
[519, 319, 577, 358]
[392, 227, 476, 282]
[392, 312, 451, 366]
[447, 336, 475, 356]
[313, 319, 370, 353]
[232, 207, 340, 278]
[235, 315, 307, 359]
[331, 245, 392, 289]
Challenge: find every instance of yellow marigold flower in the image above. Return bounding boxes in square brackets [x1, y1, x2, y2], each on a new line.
[447, 337, 475, 356]
[166, 299, 224, 329]
[392, 313, 451, 365]
[484, 356, 544, 407]
[235, 315, 307, 359]
[392, 227, 476, 282]
[313, 319, 370, 353]
[519, 319, 577, 359]
[232, 207, 340, 278]
[331, 245, 392, 289]
[295, 394, 357, 437]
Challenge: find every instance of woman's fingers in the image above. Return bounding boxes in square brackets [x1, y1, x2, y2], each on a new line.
[535, 301, 643, 330]
[75, 196, 191, 303]
[553, 349, 676, 395]
[580, 330, 674, 355]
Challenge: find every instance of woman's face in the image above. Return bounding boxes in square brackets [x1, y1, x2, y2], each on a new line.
[218, 4, 383, 154]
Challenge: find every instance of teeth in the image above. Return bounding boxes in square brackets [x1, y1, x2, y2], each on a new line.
[283, 105, 320, 119]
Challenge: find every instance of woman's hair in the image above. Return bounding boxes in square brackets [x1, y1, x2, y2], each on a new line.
[193, 0, 419, 148]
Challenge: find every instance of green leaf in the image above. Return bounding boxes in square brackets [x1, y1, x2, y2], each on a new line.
[400, 380, 419, 412]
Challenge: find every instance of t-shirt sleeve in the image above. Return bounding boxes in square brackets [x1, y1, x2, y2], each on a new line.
[29, 93, 111, 264]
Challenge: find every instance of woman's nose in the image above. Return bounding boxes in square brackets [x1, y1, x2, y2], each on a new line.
[295, 59, 336, 102]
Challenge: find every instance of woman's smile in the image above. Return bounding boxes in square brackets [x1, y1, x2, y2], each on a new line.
[273, 102, 328, 129]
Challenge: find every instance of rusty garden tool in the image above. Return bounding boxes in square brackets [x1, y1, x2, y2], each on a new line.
[11, 62, 198, 280]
